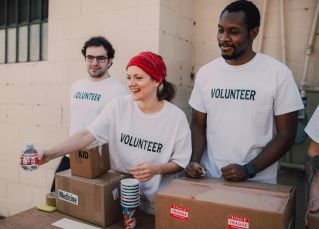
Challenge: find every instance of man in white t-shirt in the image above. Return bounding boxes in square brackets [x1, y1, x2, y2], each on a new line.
[185, 1, 303, 183]
[51, 36, 128, 191]
[305, 106, 319, 225]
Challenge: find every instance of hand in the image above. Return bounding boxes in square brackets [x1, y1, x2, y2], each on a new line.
[37, 149, 50, 165]
[305, 175, 319, 226]
[185, 162, 206, 179]
[129, 163, 160, 182]
[221, 163, 249, 182]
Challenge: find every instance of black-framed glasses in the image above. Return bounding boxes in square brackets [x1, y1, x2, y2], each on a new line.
[85, 55, 108, 63]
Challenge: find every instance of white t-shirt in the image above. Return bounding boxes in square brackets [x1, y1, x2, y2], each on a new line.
[87, 95, 191, 201]
[189, 53, 304, 184]
[70, 77, 128, 134]
[305, 106, 319, 143]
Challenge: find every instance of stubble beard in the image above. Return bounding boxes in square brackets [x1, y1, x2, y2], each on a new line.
[221, 47, 246, 60]
[88, 68, 107, 78]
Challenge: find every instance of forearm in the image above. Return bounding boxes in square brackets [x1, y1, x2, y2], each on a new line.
[250, 132, 295, 173]
[308, 140, 319, 157]
[308, 142, 319, 213]
[249, 112, 297, 173]
[190, 110, 207, 162]
[191, 128, 206, 162]
[44, 129, 96, 161]
[308, 140, 319, 178]
[156, 161, 183, 175]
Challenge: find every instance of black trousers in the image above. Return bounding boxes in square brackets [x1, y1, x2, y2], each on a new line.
[51, 156, 70, 192]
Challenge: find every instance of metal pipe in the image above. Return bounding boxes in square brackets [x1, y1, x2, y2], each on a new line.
[280, 0, 286, 64]
[257, 0, 268, 52]
[305, 86, 319, 92]
[280, 0, 288, 161]
[300, 0, 319, 88]
[280, 162, 305, 171]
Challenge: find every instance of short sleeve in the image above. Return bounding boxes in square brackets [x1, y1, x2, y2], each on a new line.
[170, 114, 192, 168]
[305, 106, 319, 143]
[87, 99, 116, 145]
[274, 65, 304, 116]
[189, 69, 207, 113]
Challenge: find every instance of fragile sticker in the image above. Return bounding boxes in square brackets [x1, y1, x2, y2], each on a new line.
[170, 204, 189, 221]
[228, 215, 249, 229]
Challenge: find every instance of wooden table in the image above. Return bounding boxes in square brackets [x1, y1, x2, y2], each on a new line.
[0, 208, 155, 229]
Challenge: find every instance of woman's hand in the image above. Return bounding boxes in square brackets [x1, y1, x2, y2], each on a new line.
[129, 163, 161, 182]
[37, 149, 50, 165]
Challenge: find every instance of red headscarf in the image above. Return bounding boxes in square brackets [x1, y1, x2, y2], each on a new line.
[126, 51, 166, 84]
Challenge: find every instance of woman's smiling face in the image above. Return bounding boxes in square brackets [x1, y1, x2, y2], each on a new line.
[126, 66, 159, 102]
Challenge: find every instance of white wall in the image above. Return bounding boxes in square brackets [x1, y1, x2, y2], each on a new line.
[160, 0, 194, 119]
[0, 0, 161, 217]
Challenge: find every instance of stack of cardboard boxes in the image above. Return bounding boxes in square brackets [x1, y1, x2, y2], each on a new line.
[52, 145, 303, 229]
[55, 145, 128, 227]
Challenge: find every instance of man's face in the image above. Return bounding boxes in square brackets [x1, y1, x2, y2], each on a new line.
[85, 46, 111, 79]
[217, 11, 253, 63]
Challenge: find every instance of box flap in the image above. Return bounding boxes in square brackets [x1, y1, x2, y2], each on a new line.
[194, 189, 288, 213]
[56, 170, 129, 186]
[157, 177, 293, 214]
[178, 177, 293, 193]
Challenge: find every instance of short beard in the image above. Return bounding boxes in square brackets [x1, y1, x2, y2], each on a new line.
[222, 48, 246, 60]
[89, 68, 107, 78]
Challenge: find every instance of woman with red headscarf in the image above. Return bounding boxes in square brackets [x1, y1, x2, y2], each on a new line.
[31, 51, 191, 214]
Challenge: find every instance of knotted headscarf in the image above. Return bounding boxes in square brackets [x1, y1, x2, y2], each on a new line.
[126, 51, 166, 84]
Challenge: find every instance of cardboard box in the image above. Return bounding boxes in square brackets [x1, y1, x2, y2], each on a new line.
[156, 177, 295, 229]
[309, 212, 319, 229]
[70, 144, 110, 178]
[55, 169, 128, 227]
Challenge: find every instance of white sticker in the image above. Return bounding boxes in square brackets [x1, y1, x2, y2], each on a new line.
[112, 188, 119, 200]
[58, 189, 79, 205]
[228, 215, 249, 229]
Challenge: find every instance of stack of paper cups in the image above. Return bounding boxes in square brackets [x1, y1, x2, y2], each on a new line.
[120, 178, 140, 228]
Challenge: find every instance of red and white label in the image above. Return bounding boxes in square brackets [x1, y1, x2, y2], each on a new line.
[170, 204, 189, 221]
[228, 215, 250, 229]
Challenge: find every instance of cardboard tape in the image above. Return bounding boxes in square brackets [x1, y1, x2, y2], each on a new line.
[46, 192, 57, 207]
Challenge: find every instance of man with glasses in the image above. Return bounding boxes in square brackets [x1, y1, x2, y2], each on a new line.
[51, 36, 128, 192]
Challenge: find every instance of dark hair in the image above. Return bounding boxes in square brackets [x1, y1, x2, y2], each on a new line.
[157, 80, 176, 101]
[81, 36, 115, 59]
[221, 0, 260, 31]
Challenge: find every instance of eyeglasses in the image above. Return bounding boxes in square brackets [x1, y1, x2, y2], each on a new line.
[85, 55, 108, 63]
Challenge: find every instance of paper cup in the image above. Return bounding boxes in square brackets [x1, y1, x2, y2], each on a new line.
[122, 206, 138, 229]
[121, 186, 139, 192]
[121, 187, 139, 193]
[121, 197, 140, 203]
[121, 193, 140, 199]
[121, 178, 139, 187]
[121, 200, 140, 208]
